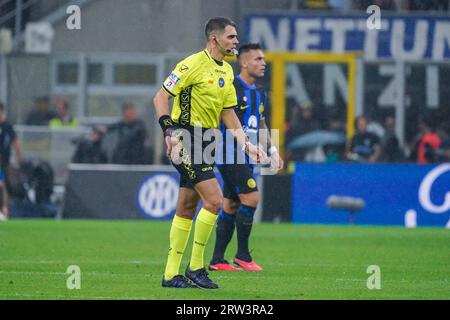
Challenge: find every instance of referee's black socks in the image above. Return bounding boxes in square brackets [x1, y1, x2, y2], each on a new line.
[211, 211, 236, 263]
[235, 205, 256, 262]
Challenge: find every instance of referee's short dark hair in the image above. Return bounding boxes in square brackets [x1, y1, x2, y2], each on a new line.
[205, 17, 237, 39]
[237, 43, 263, 58]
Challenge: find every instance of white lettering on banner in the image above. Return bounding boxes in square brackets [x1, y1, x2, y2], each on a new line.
[324, 65, 348, 105]
[391, 20, 428, 60]
[356, 20, 378, 59]
[286, 65, 311, 104]
[426, 66, 439, 108]
[377, 64, 398, 107]
[249, 18, 289, 51]
[247, 15, 450, 60]
[324, 19, 355, 53]
[432, 21, 450, 60]
[418, 164, 450, 214]
[138, 175, 178, 218]
[295, 19, 321, 52]
[285, 64, 349, 106]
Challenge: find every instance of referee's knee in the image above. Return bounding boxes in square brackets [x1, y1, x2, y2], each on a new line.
[203, 196, 223, 214]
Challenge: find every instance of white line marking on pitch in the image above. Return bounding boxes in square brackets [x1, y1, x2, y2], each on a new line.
[1, 293, 148, 300]
[0, 260, 151, 264]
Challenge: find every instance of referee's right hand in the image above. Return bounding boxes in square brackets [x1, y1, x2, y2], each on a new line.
[166, 134, 182, 163]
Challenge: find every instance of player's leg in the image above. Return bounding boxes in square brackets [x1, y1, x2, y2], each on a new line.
[162, 181, 200, 288]
[231, 165, 263, 271]
[185, 177, 223, 288]
[209, 197, 242, 270]
[234, 191, 262, 271]
[209, 166, 242, 271]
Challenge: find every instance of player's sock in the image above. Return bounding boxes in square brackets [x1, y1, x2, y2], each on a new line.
[164, 215, 193, 281]
[190, 208, 218, 271]
[235, 204, 256, 262]
[210, 211, 236, 263]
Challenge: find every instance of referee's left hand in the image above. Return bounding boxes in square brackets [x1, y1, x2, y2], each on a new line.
[246, 143, 268, 163]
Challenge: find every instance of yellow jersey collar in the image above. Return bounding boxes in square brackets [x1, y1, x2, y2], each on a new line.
[203, 49, 223, 66]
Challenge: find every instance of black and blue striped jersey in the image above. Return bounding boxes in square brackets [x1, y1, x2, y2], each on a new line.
[216, 75, 268, 166]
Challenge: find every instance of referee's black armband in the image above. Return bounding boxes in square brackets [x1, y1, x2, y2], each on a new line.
[158, 115, 174, 135]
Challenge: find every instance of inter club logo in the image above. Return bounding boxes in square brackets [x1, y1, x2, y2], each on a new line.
[137, 175, 179, 218]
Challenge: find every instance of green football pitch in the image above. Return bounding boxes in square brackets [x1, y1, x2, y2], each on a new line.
[0, 219, 448, 300]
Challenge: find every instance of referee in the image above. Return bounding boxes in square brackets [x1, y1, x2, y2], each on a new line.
[153, 17, 267, 289]
[209, 43, 284, 272]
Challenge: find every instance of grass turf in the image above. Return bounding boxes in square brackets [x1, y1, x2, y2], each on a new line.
[0, 219, 448, 300]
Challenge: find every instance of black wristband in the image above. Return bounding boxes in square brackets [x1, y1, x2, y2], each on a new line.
[159, 115, 174, 134]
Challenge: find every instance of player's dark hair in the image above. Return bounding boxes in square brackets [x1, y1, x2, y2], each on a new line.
[237, 43, 262, 58]
[205, 17, 237, 39]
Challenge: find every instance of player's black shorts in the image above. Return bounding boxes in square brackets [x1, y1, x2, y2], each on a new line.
[171, 125, 217, 189]
[217, 164, 258, 201]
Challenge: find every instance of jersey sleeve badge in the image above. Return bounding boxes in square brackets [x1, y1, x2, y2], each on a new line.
[164, 72, 180, 91]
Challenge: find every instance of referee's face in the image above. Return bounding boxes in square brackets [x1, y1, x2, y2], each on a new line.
[218, 25, 239, 56]
[244, 49, 266, 78]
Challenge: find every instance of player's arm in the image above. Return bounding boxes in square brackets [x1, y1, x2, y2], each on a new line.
[259, 119, 283, 171]
[221, 109, 267, 163]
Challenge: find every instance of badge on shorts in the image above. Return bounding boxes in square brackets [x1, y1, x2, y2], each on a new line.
[218, 78, 225, 87]
[247, 178, 256, 189]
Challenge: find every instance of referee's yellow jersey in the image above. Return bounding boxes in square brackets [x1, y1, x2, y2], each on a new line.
[162, 49, 237, 129]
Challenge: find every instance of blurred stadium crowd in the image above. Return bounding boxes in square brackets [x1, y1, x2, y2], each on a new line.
[284, 100, 450, 164]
